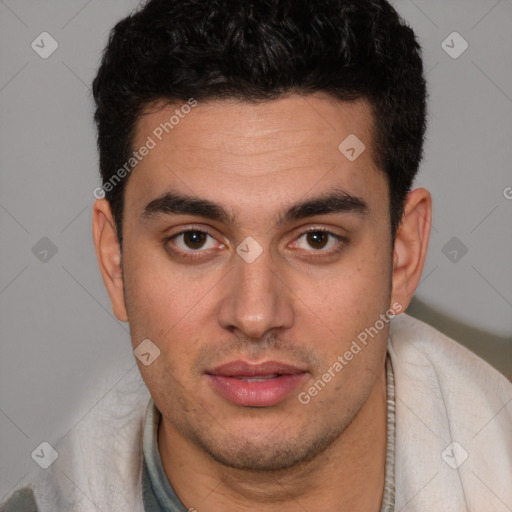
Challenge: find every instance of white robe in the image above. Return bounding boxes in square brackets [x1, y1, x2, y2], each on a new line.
[9, 314, 512, 511]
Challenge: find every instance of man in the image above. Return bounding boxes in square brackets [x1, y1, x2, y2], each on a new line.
[3, 0, 511, 511]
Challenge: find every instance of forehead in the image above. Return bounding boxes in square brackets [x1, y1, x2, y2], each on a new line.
[126, 93, 387, 222]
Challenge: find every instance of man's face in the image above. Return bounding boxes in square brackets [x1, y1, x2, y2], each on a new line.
[120, 94, 395, 471]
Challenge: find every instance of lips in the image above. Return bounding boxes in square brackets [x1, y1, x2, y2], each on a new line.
[206, 360, 308, 407]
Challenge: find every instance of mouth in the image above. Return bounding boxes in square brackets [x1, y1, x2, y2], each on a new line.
[234, 374, 279, 382]
[205, 360, 308, 407]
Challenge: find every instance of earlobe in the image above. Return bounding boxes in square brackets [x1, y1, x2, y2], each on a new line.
[92, 199, 128, 322]
[390, 188, 432, 312]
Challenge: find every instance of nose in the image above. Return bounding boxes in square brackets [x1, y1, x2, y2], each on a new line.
[217, 243, 294, 340]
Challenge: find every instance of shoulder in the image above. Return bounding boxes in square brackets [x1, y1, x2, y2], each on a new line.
[388, 313, 512, 509]
[2, 367, 150, 512]
[389, 312, 511, 392]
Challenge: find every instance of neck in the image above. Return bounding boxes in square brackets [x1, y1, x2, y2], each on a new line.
[158, 365, 388, 512]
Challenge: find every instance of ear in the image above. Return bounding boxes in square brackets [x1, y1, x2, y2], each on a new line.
[92, 199, 128, 322]
[391, 188, 432, 312]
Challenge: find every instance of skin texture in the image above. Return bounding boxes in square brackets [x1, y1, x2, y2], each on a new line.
[93, 93, 432, 511]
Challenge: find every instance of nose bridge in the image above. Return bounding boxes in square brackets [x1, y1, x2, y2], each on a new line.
[237, 246, 274, 300]
[218, 241, 293, 338]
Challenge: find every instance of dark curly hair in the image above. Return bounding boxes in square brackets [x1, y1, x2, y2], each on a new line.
[92, 0, 427, 246]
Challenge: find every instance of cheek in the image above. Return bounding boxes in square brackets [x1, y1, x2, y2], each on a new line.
[315, 249, 391, 318]
[296, 241, 392, 366]
[122, 243, 218, 369]
[122, 244, 184, 339]
[123, 257, 206, 397]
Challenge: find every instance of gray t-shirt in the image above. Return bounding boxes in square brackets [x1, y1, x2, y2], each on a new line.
[142, 354, 396, 511]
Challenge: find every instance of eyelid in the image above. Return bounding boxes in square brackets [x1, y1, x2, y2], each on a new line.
[163, 226, 225, 259]
[290, 227, 346, 254]
[165, 224, 221, 241]
[174, 232, 218, 250]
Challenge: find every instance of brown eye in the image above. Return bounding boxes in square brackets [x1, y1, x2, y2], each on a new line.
[295, 230, 344, 253]
[183, 231, 208, 249]
[171, 230, 219, 252]
[306, 231, 329, 249]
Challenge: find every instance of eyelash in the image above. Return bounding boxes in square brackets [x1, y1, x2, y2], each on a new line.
[164, 228, 347, 262]
[289, 228, 346, 258]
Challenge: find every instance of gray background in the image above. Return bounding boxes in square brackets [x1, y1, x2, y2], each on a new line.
[1, 0, 511, 501]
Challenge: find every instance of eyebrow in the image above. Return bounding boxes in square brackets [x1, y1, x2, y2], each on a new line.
[141, 188, 368, 225]
[279, 189, 368, 224]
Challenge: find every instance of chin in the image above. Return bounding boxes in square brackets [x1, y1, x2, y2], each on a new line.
[192, 423, 344, 472]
